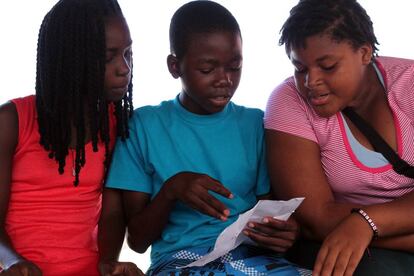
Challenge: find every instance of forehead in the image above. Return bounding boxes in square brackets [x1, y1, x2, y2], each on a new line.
[185, 31, 242, 60]
[289, 34, 353, 62]
[105, 17, 132, 46]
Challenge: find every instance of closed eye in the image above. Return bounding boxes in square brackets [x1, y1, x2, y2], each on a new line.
[320, 63, 337, 71]
[105, 53, 115, 63]
[199, 68, 214, 74]
[229, 65, 241, 72]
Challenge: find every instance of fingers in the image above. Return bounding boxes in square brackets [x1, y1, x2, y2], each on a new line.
[316, 246, 344, 276]
[313, 240, 365, 276]
[98, 262, 114, 276]
[243, 217, 298, 252]
[246, 217, 298, 239]
[168, 172, 233, 220]
[99, 261, 143, 276]
[111, 262, 144, 276]
[343, 251, 362, 276]
[187, 194, 230, 220]
[313, 243, 328, 276]
[204, 176, 233, 199]
[266, 217, 299, 232]
[4, 261, 42, 276]
[199, 177, 233, 220]
[243, 229, 292, 252]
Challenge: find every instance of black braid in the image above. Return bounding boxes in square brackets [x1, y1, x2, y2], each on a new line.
[35, 0, 133, 186]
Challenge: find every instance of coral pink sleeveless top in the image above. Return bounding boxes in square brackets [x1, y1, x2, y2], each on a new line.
[6, 95, 116, 276]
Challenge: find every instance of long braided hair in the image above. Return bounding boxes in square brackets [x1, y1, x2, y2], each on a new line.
[35, 0, 133, 186]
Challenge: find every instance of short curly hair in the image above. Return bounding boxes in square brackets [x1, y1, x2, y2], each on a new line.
[279, 0, 379, 56]
[169, 0, 241, 59]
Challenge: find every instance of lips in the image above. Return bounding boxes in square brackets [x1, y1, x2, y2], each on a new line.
[309, 92, 330, 106]
[209, 95, 231, 106]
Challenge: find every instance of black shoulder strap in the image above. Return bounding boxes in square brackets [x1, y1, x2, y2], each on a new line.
[342, 107, 414, 178]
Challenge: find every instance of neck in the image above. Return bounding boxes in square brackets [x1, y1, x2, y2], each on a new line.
[350, 62, 386, 117]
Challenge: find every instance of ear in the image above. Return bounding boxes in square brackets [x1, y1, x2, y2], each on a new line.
[167, 54, 181, 79]
[359, 44, 373, 65]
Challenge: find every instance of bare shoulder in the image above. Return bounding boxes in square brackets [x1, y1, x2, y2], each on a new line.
[0, 101, 18, 148]
[0, 102, 18, 222]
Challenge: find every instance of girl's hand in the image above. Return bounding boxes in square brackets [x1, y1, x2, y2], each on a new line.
[1, 260, 42, 276]
[243, 216, 299, 252]
[162, 172, 233, 221]
[313, 214, 374, 276]
[99, 261, 144, 276]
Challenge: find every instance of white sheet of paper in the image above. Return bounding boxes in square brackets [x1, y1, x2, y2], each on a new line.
[180, 197, 304, 268]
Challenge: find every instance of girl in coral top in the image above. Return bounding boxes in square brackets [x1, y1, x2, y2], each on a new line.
[0, 0, 142, 275]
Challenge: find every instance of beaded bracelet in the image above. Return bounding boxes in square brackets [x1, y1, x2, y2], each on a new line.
[351, 208, 379, 240]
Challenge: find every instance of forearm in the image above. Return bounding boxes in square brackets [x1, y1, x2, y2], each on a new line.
[372, 233, 414, 252]
[298, 201, 361, 241]
[98, 215, 126, 262]
[126, 171, 234, 253]
[98, 189, 126, 263]
[126, 188, 175, 253]
[301, 193, 414, 245]
[363, 191, 414, 239]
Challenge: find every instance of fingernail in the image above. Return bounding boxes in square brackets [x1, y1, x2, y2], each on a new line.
[243, 230, 249, 236]
[263, 218, 269, 223]
[223, 209, 230, 216]
[228, 193, 234, 199]
[248, 222, 254, 228]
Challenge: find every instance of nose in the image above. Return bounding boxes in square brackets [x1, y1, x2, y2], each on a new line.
[117, 56, 131, 76]
[215, 68, 233, 87]
[304, 69, 321, 89]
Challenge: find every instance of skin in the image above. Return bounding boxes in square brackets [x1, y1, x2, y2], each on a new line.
[100, 31, 299, 266]
[98, 17, 142, 276]
[171, 32, 242, 115]
[0, 16, 140, 276]
[266, 33, 414, 276]
[103, 17, 133, 103]
[0, 103, 41, 276]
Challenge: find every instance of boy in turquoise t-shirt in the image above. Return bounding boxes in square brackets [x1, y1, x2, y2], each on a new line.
[100, 1, 308, 275]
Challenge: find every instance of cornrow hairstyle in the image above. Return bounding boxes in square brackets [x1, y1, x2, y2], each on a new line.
[279, 0, 379, 57]
[169, 0, 241, 59]
[35, 0, 133, 186]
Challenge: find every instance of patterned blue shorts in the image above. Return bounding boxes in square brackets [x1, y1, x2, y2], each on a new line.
[147, 245, 312, 275]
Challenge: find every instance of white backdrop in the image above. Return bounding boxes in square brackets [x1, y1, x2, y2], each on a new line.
[1, 0, 413, 271]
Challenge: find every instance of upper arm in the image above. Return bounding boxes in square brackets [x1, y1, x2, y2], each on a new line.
[0, 102, 18, 226]
[122, 190, 150, 221]
[265, 129, 349, 239]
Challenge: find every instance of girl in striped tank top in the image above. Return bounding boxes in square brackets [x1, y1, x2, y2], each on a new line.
[265, 0, 414, 275]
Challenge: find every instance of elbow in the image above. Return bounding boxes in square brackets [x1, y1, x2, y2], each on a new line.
[297, 216, 333, 241]
[126, 235, 150, 254]
[301, 225, 327, 241]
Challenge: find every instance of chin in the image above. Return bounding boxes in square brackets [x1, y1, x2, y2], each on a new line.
[313, 106, 337, 118]
[210, 106, 227, 114]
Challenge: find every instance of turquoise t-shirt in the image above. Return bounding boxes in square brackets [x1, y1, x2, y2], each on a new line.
[106, 97, 269, 265]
